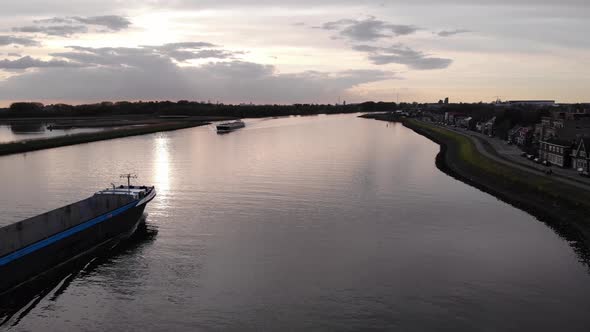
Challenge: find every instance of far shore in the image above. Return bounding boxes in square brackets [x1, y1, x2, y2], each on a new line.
[362, 113, 590, 259]
[0, 120, 210, 157]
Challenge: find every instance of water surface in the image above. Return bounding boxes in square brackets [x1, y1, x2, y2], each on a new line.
[0, 114, 589, 331]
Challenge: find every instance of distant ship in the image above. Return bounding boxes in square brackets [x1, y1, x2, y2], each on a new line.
[216, 120, 245, 133]
[0, 175, 156, 294]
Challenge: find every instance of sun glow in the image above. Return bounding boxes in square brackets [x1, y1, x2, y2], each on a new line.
[153, 135, 171, 195]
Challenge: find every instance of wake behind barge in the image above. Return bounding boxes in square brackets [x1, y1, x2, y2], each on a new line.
[0, 185, 156, 294]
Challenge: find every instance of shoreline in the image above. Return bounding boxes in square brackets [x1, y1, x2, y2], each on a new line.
[0, 121, 209, 157]
[367, 115, 590, 260]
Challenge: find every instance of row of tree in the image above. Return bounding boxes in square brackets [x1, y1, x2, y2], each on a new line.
[0, 101, 403, 118]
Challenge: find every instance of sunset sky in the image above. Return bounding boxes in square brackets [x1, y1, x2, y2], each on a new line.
[0, 0, 588, 106]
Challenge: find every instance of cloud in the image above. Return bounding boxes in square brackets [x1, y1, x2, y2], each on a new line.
[0, 35, 39, 47]
[0, 42, 240, 74]
[0, 56, 82, 70]
[0, 47, 393, 103]
[0, 0, 588, 17]
[353, 44, 452, 70]
[144, 42, 242, 62]
[13, 15, 131, 36]
[437, 29, 471, 37]
[316, 17, 418, 41]
[70, 15, 131, 31]
[45, 43, 242, 67]
[12, 25, 88, 37]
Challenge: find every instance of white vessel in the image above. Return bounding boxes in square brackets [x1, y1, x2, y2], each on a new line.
[216, 120, 245, 133]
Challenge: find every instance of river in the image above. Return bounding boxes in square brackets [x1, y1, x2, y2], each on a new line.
[1, 114, 589, 331]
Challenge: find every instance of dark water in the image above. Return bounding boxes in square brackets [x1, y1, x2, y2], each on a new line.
[1, 114, 589, 331]
[0, 123, 103, 143]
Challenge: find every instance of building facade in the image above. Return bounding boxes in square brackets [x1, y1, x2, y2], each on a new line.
[539, 139, 573, 167]
[510, 127, 533, 147]
[571, 138, 590, 174]
[508, 100, 556, 107]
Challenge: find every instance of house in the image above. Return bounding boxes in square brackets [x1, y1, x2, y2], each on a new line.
[476, 122, 483, 132]
[457, 116, 474, 129]
[571, 138, 590, 174]
[481, 117, 496, 136]
[535, 111, 590, 141]
[444, 112, 466, 125]
[535, 116, 561, 141]
[421, 111, 443, 123]
[508, 126, 522, 143]
[539, 138, 574, 167]
[513, 127, 534, 147]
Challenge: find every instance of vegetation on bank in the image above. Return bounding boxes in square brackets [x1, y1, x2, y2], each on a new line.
[0, 121, 208, 157]
[0, 101, 402, 119]
[405, 119, 590, 209]
[398, 118, 590, 259]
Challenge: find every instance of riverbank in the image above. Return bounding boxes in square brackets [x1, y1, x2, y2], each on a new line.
[358, 112, 403, 122]
[0, 121, 209, 157]
[366, 115, 590, 257]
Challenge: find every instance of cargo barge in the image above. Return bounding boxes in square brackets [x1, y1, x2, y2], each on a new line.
[0, 181, 156, 295]
[216, 120, 245, 133]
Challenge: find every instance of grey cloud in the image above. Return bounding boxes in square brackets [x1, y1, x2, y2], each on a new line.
[50, 46, 176, 69]
[13, 15, 130, 37]
[8, 53, 22, 57]
[0, 55, 393, 103]
[71, 15, 131, 31]
[12, 25, 88, 36]
[197, 61, 275, 79]
[0, 56, 82, 70]
[157, 49, 239, 62]
[0, 0, 588, 16]
[189, 49, 241, 60]
[36, 43, 242, 71]
[351, 45, 379, 52]
[157, 42, 217, 49]
[35, 15, 131, 31]
[355, 44, 452, 70]
[318, 17, 418, 41]
[0, 35, 39, 47]
[145, 43, 241, 62]
[33, 17, 74, 24]
[438, 29, 471, 37]
[315, 19, 357, 30]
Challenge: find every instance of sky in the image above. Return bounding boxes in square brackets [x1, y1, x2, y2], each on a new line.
[0, 0, 588, 106]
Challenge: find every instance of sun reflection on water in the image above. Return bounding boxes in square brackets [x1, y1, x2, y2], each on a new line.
[153, 135, 171, 197]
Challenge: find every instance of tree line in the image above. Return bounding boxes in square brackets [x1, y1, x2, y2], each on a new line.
[0, 101, 402, 118]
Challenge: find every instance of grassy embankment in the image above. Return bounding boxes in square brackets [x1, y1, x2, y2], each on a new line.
[0, 121, 208, 157]
[402, 119, 590, 252]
